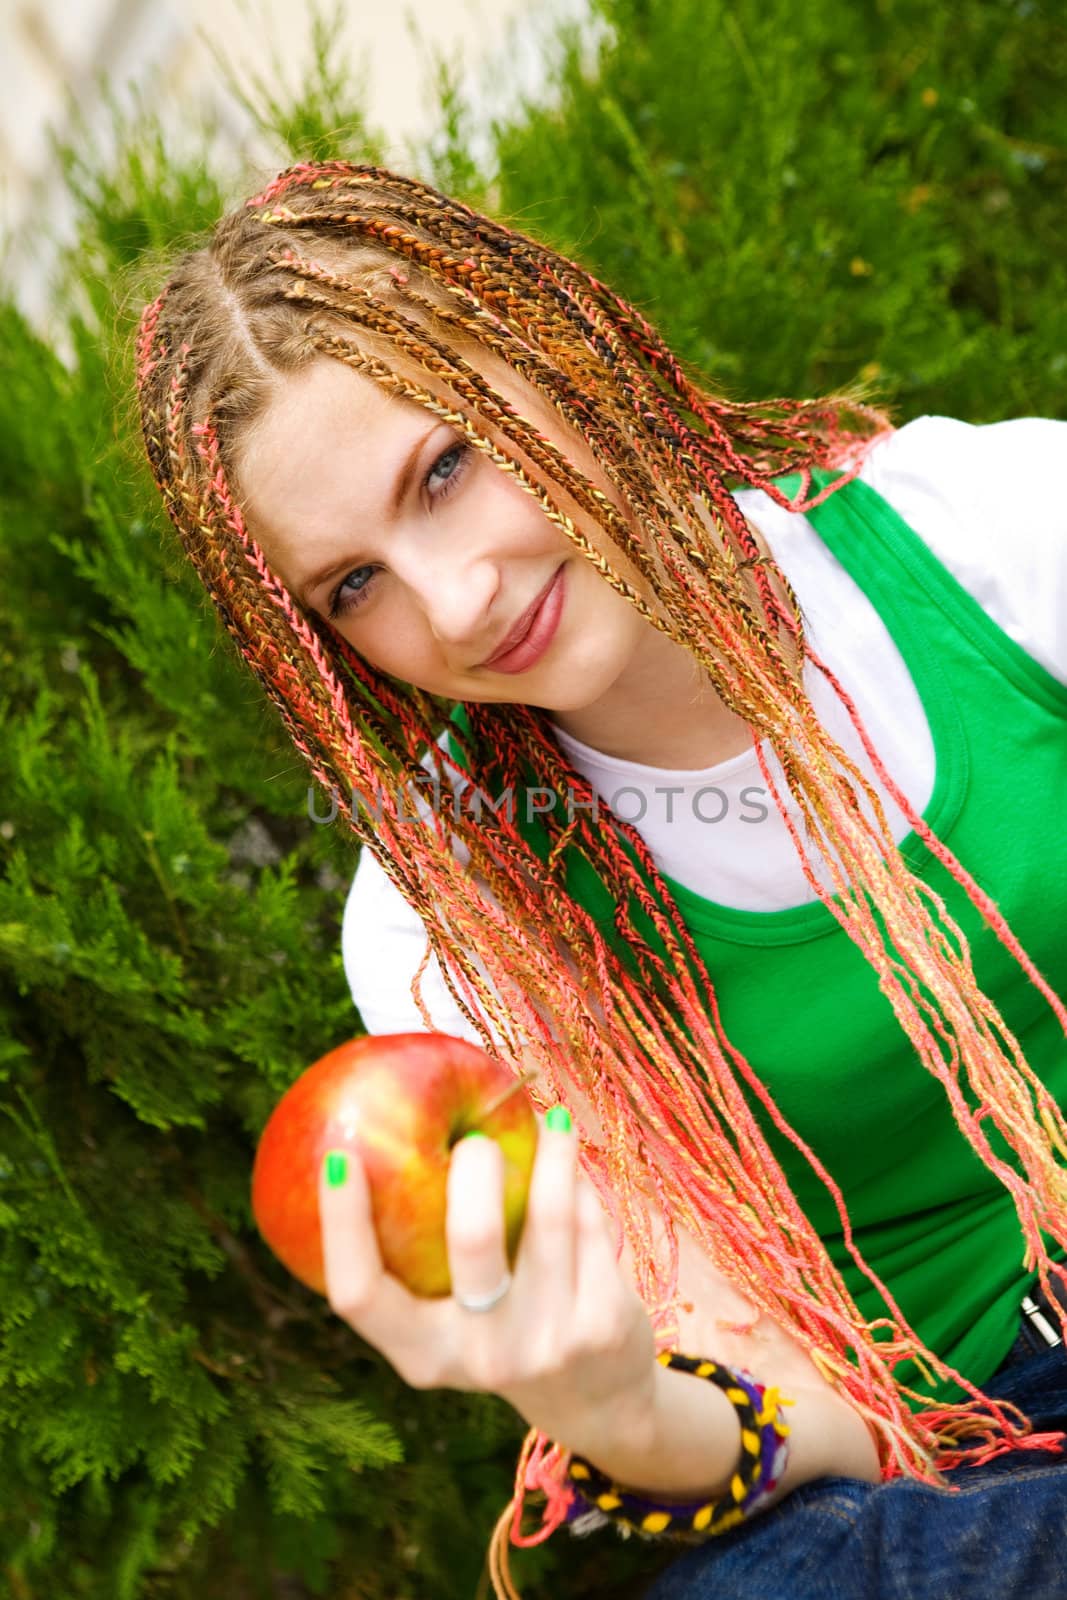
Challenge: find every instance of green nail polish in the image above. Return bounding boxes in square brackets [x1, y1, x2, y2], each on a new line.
[545, 1104, 572, 1133]
[324, 1150, 348, 1187]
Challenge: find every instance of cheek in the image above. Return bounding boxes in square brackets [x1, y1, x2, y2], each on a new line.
[486, 462, 572, 546]
[352, 611, 434, 678]
[340, 601, 466, 695]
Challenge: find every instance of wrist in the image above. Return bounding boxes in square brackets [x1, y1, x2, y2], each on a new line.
[562, 1356, 742, 1503]
[555, 1344, 880, 1547]
[563, 1353, 794, 1543]
[627, 1358, 742, 1500]
[546, 1359, 660, 1476]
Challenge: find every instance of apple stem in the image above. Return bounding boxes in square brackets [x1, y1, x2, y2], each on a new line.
[459, 1066, 539, 1134]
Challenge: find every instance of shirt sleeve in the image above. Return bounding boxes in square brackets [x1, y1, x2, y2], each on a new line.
[859, 414, 1067, 686]
[341, 843, 488, 1046]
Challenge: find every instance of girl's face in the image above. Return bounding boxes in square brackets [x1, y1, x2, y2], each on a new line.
[235, 354, 661, 713]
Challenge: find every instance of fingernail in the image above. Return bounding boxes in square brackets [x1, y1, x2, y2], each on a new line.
[324, 1150, 348, 1187]
[545, 1104, 572, 1133]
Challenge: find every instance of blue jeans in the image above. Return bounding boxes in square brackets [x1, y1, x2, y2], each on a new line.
[641, 1341, 1067, 1600]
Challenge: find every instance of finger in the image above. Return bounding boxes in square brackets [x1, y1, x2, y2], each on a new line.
[512, 1106, 579, 1316]
[319, 1146, 383, 1314]
[318, 1148, 449, 1379]
[446, 1132, 511, 1313]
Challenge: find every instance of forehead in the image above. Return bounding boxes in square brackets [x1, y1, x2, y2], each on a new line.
[236, 333, 541, 487]
[239, 359, 398, 488]
[234, 359, 414, 551]
[234, 341, 560, 535]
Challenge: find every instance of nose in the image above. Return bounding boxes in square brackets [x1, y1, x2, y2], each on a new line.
[400, 549, 501, 662]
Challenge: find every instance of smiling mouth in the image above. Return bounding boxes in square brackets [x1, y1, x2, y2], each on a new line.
[478, 564, 567, 673]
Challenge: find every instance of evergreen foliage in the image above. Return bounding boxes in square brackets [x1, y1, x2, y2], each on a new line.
[1, 1, 1062, 1595]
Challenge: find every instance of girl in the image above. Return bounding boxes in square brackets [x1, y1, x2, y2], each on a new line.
[135, 161, 1067, 1600]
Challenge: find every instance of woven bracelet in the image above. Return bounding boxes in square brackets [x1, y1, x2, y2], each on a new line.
[564, 1351, 792, 1543]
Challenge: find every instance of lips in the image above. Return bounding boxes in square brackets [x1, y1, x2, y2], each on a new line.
[480, 565, 564, 668]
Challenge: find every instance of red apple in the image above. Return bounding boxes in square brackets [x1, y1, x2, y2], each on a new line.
[251, 1033, 539, 1298]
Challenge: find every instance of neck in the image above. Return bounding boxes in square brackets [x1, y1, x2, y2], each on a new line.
[548, 515, 800, 771]
[549, 636, 757, 770]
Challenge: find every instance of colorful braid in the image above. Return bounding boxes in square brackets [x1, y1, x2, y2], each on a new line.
[134, 162, 1067, 1600]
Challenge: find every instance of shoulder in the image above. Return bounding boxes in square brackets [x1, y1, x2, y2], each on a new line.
[858, 413, 1065, 527]
[856, 415, 1067, 683]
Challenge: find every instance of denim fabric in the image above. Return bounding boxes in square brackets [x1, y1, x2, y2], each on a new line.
[641, 1343, 1067, 1600]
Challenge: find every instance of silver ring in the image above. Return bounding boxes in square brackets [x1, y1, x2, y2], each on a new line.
[454, 1271, 513, 1313]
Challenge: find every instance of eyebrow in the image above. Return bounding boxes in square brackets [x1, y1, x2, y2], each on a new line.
[295, 423, 438, 608]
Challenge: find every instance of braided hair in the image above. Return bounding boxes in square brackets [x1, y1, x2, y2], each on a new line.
[136, 161, 1067, 1590]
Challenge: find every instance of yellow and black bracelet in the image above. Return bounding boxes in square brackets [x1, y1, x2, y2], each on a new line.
[563, 1351, 792, 1542]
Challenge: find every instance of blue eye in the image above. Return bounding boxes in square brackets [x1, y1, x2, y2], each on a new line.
[326, 441, 471, 620]
[426, 442, 469, 498]
[327, 565, 378, 619]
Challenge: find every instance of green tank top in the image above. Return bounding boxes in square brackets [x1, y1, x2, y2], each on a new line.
[448, 468, 1067, 1401]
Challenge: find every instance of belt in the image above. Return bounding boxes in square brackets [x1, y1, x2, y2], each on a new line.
[1005, 1271, 1067, 1366]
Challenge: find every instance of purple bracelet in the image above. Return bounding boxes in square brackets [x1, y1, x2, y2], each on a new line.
[563, 1352, 792, 1542]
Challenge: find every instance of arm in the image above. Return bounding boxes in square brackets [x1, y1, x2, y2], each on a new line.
[509, 1050, 881, 1505]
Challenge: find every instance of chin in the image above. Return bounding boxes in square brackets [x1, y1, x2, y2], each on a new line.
[539, 656, 625, 712]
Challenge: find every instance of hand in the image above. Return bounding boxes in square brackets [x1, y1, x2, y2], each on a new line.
[317, 1109, 659, 1445]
